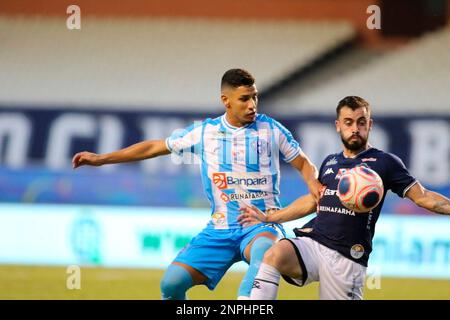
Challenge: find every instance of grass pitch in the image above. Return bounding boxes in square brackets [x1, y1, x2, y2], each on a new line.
[1, 265, 449, 300]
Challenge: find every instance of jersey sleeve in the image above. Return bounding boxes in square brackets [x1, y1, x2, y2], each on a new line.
[272, 119, 302, 163]
[385, 153, 417, 198]
[165, 122, 203, 156]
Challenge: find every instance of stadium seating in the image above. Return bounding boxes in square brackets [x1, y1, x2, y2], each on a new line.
[0, 15, 355, 110]
[270, 26, 450, 115]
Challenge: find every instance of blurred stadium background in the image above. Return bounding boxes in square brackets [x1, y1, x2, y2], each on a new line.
[0, 0, 449, 299]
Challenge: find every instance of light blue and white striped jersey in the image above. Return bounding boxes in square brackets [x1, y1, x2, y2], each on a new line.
[166, 114, 302, 230]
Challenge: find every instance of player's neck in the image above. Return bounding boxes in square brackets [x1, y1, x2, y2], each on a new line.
[343, 145, 370, 158]
[225, 113, 246, 128]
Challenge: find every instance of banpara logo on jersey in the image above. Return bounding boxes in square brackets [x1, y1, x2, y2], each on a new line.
[212, 172, 269, 190]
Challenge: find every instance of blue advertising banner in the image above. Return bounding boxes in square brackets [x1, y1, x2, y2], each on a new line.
[0, 107, 449, 211]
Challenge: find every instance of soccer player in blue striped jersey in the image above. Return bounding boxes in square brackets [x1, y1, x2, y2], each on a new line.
[72, 68, 322, 299]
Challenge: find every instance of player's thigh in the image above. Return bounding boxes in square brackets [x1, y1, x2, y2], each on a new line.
[173, 230, 238, 290]
[318, 248, 367, 300]
[276, 237, 321, 287]
[265, 239, 303, 279]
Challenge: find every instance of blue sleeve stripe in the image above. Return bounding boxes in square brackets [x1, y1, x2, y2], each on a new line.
[284, 149, 300, 163]
[245, 129, 259, 172]
[272, 118, 295, 142]
[200, 123, 215, 213]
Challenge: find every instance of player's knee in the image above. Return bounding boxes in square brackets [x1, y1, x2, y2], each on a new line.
[250, 236, 274, 261]
[262, 246, 278, 265]
[160, 264, 193, 300]
[160, 276, 183, 299]
[263, 242, 290, 270]
[160, 275, 175, 297]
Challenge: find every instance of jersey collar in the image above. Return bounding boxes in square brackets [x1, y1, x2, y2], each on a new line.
[221, 114, 252, 131]
[342, 146, 374, 159]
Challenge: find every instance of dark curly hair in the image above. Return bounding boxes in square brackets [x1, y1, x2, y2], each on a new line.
[336, 96, 371, 118]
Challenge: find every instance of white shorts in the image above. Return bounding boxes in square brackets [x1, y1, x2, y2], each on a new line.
[281, 237, 367, 300]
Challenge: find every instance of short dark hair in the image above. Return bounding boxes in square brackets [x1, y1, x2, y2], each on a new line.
[336, 96, 371, 118]
[221, 68, 255, 90]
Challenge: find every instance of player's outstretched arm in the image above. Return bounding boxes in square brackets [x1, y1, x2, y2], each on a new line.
[238, 194, 317, 226]
[289, 153, 323, 202]
[405, 182, 450, 215]
[72, 139, 171, 169]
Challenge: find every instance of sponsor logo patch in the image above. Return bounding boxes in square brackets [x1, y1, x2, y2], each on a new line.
[323, 188, 338, 196]
[212, 212, 226, 226]
[319, 205, 355, 216]
[228, 191, 268, 202]
[220, 193, 230, 202]
[325, 157, 337, 166]
[212, 172, 269, 190]
[213, 173, 227, 189]
[350, 244, 365, 259]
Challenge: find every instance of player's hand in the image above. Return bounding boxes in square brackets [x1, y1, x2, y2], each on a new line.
[238, 206, 267, 227]
[307, 179, 325, 203]
[72, 151, 103, 169]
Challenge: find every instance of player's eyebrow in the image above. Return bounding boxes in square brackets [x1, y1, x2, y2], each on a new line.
[343, 116, 367, 122]
[240, 92, 258, 99]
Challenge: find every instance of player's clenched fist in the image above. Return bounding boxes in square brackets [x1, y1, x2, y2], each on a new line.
[72, 151, 103, 168]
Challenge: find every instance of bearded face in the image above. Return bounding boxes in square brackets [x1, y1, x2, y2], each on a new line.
[336, 106, 372, 154]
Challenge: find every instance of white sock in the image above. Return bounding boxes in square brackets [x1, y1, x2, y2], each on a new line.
[250, 262, 280, 300]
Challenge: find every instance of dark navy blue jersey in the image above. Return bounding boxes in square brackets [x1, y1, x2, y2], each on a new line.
[296, 147, 417, 267]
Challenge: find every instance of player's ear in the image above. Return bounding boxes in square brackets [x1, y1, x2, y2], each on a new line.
[369, 118, 373, 130]
[335, 120, 340, 133]
[221, 93, 231, 109]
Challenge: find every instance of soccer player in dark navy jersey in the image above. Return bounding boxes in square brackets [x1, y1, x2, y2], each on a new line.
[239, 96, 450, 300]
[300, 148, 417, 266]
